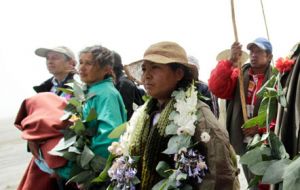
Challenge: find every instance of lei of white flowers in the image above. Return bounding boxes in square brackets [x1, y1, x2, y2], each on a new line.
[155, 84, 210, 189]
[108, 84, 211, 189]
[172, 83, 198, 136]
[108, 103, 146, 156]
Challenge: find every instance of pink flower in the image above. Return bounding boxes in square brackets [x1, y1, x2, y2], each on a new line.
[275, 57, 295, 73]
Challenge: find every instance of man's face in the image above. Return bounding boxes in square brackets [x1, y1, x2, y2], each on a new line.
[46, 51, 73, 76]
[249, 46, 273, 69]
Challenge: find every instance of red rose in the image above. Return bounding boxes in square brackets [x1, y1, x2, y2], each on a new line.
[275, 57, 295, 73]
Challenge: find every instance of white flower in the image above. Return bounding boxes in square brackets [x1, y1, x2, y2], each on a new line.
[108, 142, 123, 156]
[115, 147, 123, 155]
[186, 92, 197, 112]
[116, 104, 147, 157]
[178, 147, 187, 154]
[172, 84, 198, 136]
[200, 132, 211, 143]
[177, 125, 195, 136]
[197, 161, 207, 170]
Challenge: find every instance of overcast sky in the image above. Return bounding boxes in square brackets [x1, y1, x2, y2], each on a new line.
[1, 0, 299, 119]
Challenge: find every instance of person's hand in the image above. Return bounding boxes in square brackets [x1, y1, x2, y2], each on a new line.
[229, 42, 243, 67]
[242, 126, 258, 137]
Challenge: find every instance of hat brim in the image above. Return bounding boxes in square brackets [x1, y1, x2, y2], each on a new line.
[35, 48, 52, 57]
[216, 49, 249, 63]
[124, 59, 198, 85]
[247, 43, 266, 51]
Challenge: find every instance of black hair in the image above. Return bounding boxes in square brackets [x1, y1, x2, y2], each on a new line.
[112, 51, 124, 79]
[168, 63, 194, 90]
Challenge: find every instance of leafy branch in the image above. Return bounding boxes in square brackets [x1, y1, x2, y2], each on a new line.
[240, 59, 300, 189]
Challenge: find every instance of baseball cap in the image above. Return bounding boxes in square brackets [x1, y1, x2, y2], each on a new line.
[35, 46, 75, 60]
[247, 37, 272, 53]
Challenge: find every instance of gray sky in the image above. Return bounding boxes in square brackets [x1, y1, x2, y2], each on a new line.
[1, 0, 299, 119]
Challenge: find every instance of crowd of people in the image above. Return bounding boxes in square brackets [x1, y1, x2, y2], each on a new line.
[14, 38, 299, 190]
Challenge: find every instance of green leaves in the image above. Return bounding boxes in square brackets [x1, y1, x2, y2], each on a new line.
[67, 170, 94, 184]
[156, 161, 172, 178]
[108, 122, 127, 138]
[71, 120, 86, 135]
[57, 87, 74, 95]
[51, 81, 105, 188]
[80, 145, 95, 167]
[239, 63, 300, 188]
[268, 132, 289, 160]
[162, 135, 191, 154]
[282, 157, 300, 190]
[240, 145, 270, 166]
[92, 154, 115, 183]
[256, 75, 276, 97]
[262, 159, 291, 184]
[85, 108, 97, 122]
[165, 123, 178, 135]
[276, 73, 287, 107]
[250, 160, 276, 175]
[242, 111, 266, 129]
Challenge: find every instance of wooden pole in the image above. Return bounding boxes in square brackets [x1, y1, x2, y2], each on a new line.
[231, 0, 248, 122]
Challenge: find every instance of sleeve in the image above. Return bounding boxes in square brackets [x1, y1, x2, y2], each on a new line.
[88, 93, 126, 158]
[194, 102, 240, 190]
[208, 60, 239, 99]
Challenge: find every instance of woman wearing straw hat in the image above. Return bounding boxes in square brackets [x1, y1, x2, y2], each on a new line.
[107, 41, 239, 190]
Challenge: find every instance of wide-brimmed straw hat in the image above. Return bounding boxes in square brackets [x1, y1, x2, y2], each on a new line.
[124, 41, 198, 84]
[216, 49, 249, 63]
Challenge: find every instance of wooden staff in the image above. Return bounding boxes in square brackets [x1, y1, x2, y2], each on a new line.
[231, 0, 248, 122]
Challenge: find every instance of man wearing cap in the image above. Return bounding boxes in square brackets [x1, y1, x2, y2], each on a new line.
[208, 37, 273, 189]
[34, 46, 77, 99]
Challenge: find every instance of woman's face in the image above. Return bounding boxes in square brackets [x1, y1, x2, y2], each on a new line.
[141, 61, 184, 104]
[79, 52, 110, 85]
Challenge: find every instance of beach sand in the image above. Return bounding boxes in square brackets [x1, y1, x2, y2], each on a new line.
[0, 117, 31, 190]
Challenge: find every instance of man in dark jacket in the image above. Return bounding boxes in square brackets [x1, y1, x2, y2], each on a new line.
[33, 46, 77, 98]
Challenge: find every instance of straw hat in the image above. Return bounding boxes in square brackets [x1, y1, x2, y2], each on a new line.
[216, 49, 249, 63]
[124, 41, 198, 84]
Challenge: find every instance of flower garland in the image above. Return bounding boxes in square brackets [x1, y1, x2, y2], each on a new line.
[107, 83, 210, 189]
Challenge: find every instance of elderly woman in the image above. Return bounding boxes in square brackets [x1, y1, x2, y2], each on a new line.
[56, 45, 127, 188]
[108, 41, 239, 190]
